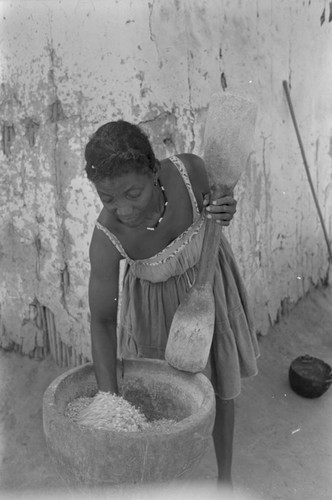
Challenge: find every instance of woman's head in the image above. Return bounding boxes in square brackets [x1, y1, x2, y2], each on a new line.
[85, 121, 164, 228]
[85, 120, 158, 183]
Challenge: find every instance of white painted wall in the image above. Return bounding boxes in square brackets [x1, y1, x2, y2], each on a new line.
[0, 0, 331, 364]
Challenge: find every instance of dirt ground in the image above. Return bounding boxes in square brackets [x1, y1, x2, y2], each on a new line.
[0, 285, 331, 500]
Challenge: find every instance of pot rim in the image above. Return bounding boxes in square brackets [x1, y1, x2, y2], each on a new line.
[43, 359, 216, 438]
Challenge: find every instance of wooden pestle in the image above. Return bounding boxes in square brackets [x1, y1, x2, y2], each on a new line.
[165, 92, 257, 373]
[164, 187, 230, 373]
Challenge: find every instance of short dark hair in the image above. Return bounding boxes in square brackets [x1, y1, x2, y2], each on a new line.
[85, 120, 158, 183]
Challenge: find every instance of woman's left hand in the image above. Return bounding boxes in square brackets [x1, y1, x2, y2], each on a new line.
[203, 192, 237, 226]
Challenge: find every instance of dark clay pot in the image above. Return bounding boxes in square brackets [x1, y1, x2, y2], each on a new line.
[289, 354, 332, 398]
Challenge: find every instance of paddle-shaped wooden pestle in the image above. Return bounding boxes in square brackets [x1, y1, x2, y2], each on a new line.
[165, 92, 258, 373]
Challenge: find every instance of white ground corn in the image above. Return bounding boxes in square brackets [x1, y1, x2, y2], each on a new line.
[65, 392, 176, 432]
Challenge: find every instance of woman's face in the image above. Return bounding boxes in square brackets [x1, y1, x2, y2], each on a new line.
[94, 171, 155, 228]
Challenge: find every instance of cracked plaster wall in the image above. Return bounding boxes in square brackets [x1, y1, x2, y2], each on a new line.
[0, 0, 331, 366]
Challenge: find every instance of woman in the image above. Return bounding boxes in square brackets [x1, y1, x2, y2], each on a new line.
[85, 120, 259, 485]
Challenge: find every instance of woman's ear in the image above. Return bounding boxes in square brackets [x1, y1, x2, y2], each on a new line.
[153, 159, 161, 172]
[152, 159, 161, 185]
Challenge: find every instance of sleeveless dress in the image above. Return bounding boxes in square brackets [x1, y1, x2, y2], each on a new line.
[96, 155, 259, 400]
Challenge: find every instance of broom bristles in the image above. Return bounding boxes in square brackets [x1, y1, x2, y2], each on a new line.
[203, 91, 258, 189]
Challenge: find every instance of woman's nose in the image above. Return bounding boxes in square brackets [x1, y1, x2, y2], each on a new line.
[116, 203, 134, 217]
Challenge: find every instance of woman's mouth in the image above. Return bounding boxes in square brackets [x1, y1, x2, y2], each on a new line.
[118, 214, 140, 225]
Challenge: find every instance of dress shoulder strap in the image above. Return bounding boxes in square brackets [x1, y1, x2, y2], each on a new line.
[168, 155, 200, 217]
[95, 221, 131, 260]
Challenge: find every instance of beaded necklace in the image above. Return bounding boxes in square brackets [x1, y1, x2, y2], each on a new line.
[146, 180, 168, 231]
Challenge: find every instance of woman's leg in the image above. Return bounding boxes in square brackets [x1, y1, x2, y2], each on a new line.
[212, 396, 235, 485]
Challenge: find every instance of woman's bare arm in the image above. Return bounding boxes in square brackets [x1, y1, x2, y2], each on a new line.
[88, 227, 122, 393]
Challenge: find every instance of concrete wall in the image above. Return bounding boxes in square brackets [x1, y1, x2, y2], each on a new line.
[0, 0, 331, 365]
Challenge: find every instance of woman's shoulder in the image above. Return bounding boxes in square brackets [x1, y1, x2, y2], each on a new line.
[162, 153, 209, 195]
[89, 222, 122, 279]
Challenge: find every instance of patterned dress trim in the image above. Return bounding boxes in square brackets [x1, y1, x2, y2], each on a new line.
[135, 217, 205, 267]
[95, 221, 127, 258]
[168, 155, 200, 217]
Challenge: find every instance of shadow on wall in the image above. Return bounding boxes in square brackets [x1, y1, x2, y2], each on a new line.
[3, 296, 89, 368]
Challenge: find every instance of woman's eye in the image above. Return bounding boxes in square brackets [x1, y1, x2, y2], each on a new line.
[127, 191, 141, 199]
[102, 197, 113, 204]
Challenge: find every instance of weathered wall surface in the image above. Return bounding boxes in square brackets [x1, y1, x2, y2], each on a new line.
[0, 0, 331, 365]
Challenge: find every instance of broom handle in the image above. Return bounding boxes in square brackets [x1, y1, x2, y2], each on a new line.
[282, 80, 332, 264]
